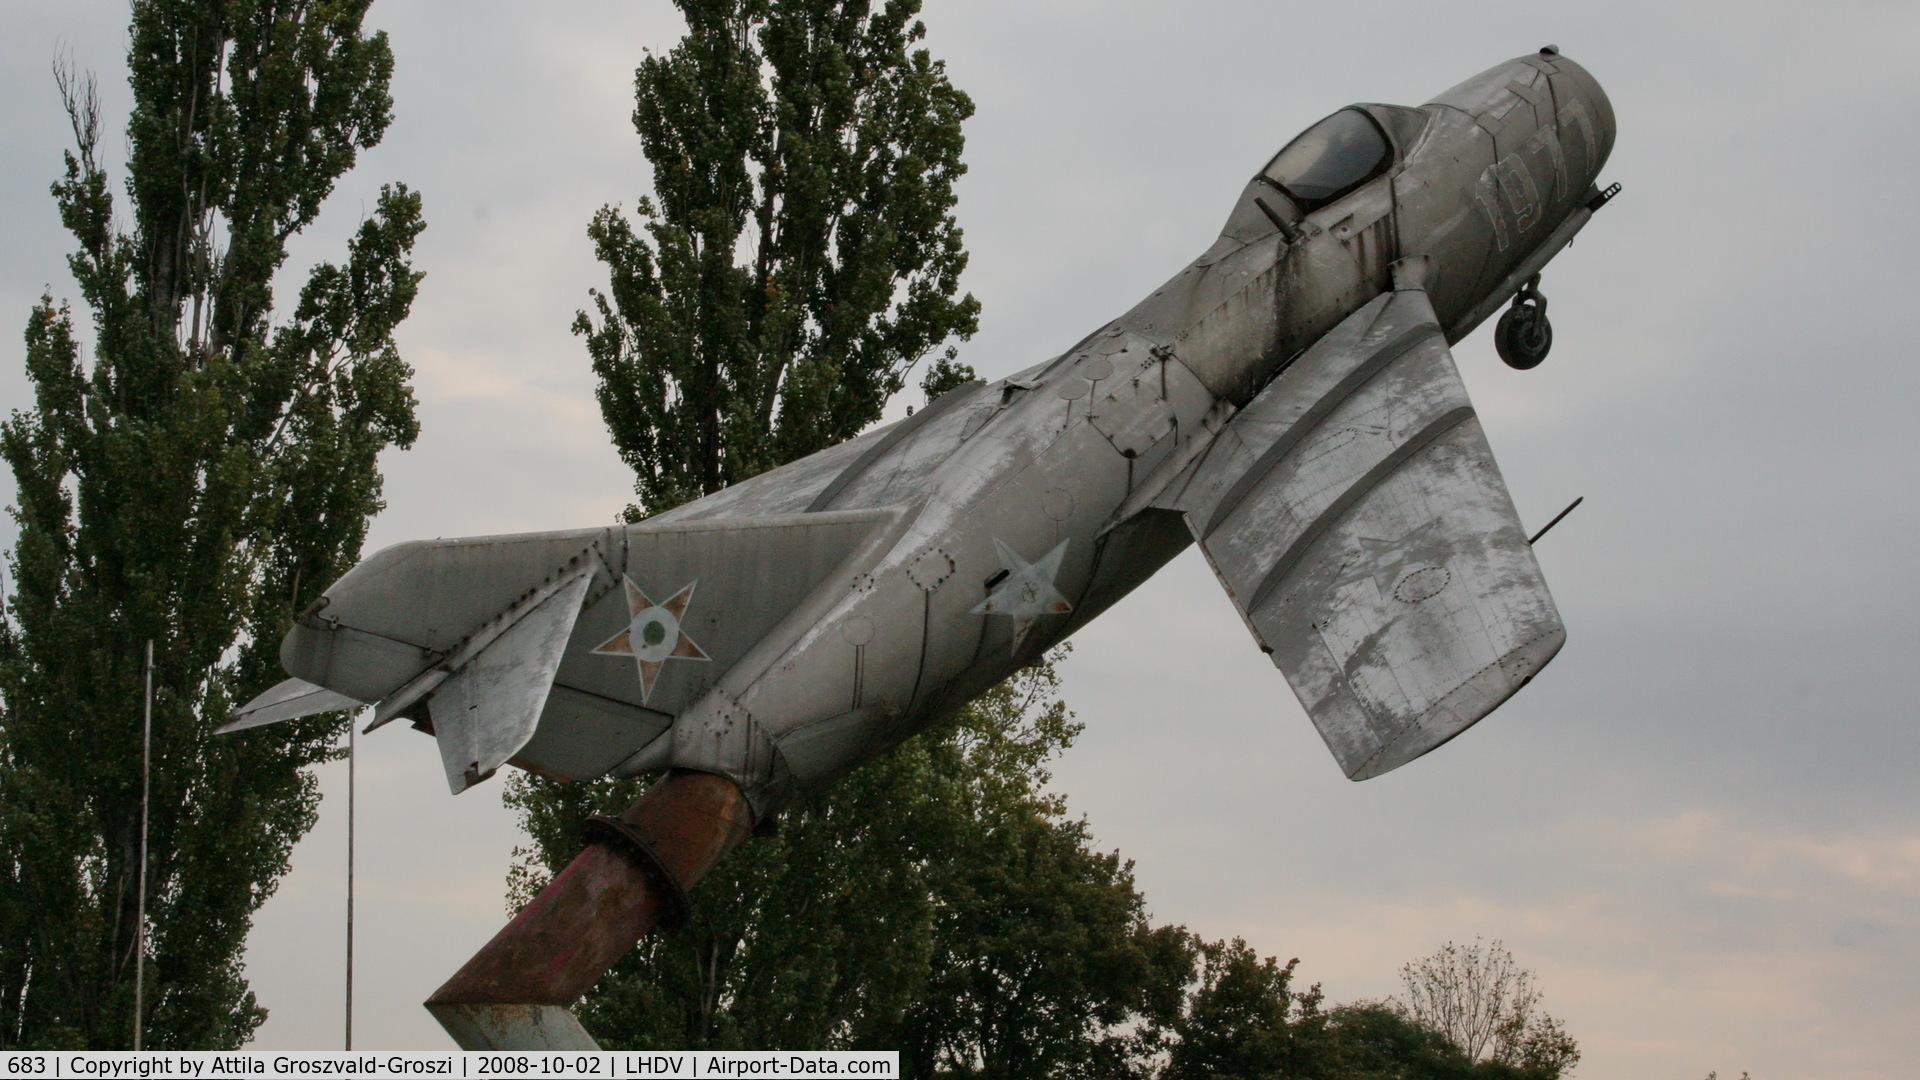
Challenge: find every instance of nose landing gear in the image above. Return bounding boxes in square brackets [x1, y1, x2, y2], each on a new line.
[1496, 275, 1552, 370]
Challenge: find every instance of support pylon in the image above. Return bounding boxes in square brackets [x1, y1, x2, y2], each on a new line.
[425, 770, 754, 1049]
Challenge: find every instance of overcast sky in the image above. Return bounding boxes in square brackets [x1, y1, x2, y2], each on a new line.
[4, 1, 1918, 1076]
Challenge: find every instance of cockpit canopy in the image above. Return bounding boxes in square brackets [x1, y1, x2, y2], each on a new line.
[1261, 107, 1392, 212]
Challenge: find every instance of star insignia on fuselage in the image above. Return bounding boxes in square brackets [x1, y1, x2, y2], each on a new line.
[592, 576, 710, 703]
[971, 538, 1074, 653]
[1331, 520, 1452, 599]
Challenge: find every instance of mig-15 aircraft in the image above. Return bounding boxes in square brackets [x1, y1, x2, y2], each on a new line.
[225, 47, 1618, 1048]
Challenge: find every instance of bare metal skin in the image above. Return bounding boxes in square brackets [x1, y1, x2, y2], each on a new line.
[226, 50, 1617, 1048]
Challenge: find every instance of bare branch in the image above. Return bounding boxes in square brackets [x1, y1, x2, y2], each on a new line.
[1395, 937, 1559, 1065]
[52, 48, 101, 173]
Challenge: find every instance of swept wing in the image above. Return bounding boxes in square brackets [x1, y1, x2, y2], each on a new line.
[1164, 286, 1564, 778]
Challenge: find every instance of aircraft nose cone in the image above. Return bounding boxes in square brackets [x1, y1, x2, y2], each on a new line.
[1560, 56, 1616, 185]
[1427, 52, 1617, 190]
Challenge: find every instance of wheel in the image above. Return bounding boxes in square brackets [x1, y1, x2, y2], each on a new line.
[1496, 302, 1552, 369]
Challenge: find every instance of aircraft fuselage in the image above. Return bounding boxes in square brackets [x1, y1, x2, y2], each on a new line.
[628, 50, 1616, 810]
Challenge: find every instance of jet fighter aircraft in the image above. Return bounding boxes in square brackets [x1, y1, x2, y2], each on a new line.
[226, 48, 1618, 1049]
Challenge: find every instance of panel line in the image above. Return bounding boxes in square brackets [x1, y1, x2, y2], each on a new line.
[805, 380, 984, 512]
[1242, 404, 1477, 614]
[1203, 321, 1441, 538]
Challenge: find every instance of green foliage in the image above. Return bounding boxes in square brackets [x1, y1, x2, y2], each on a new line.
[507, 653, 1193, 1075]
[1156, 944, 1581, 1080]
[1161, 941, 1329, 1080]
[575, 0, 980, 516]
[0, 0, 420, 1049]
[917, 356, 978, 402]
[1324, 1004, 1480, 1080]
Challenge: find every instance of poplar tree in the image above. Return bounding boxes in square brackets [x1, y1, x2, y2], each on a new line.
[511, 0, 1196, 1060]
[574, 0, 980, 515]
[0, 0, 422, 1049]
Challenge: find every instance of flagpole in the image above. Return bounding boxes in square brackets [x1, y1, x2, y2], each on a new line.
[346, 714, 355, 1050]
[133, 639, 152, 1051]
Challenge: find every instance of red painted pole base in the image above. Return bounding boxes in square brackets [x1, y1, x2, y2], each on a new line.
[425, 770, 754, 1049]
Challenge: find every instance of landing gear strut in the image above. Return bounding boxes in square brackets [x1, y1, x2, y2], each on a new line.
[1496, 274, 1552, 370]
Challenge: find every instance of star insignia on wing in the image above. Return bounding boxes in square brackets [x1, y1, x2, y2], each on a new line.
[592, 576, 710, 703]
[971, 538, 1074, 653]
[1331, 520, 1452, 598]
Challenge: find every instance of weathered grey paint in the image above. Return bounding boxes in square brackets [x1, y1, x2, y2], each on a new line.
[1163, 285, 1564, 778]
[427, 569, 594, 793]
[233, 51, 1616, 822]
[216, 677, 363, 733]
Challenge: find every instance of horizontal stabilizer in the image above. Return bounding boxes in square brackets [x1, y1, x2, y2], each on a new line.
[1167, 287, 1564, 778]
[217, 677, 364, 734]
[278, 508, 897, 787]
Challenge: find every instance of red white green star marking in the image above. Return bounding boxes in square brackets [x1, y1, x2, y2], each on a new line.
[592, 576, 710, 703]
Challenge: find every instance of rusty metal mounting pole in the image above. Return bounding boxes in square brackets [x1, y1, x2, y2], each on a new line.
[425, 770, 754, 1049]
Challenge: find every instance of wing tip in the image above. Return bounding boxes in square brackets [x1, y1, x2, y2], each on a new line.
[1341, 625, 1567, 780]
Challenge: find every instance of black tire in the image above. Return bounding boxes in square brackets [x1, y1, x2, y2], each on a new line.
[1496, 304, 1552, 369]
